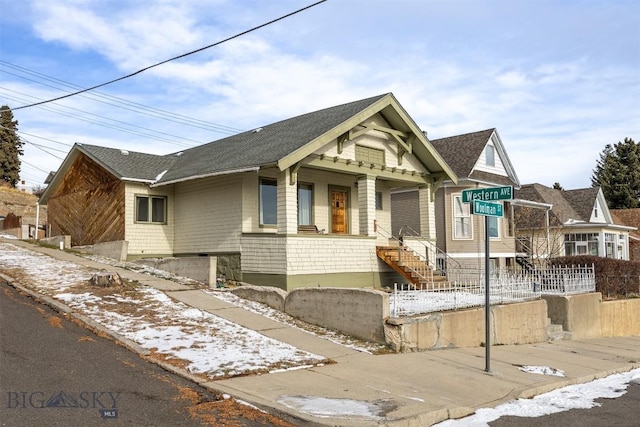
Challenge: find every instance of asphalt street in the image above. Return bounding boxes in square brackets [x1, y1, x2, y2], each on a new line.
[488, 382, 640, 427]
[0, 280, 290, 427]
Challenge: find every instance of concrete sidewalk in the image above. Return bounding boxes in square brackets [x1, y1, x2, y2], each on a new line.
[4, 239, 640, 426]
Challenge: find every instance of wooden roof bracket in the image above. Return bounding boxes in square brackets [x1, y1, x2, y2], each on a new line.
[431, 174, 448, 202]
[289, 161, 303, 185]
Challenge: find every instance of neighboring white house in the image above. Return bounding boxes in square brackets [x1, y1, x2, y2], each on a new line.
[514, 184, 635, 264]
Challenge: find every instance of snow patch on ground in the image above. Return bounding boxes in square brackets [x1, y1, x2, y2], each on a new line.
[277, 396, 397, 420]
[517, 365, 566, 377]
[434, 368, 640, 426]
[0, 243, 326, 378]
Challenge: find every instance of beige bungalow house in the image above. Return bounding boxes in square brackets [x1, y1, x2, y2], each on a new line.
[391, 128, 521, 271]
[514, 184, 635, 265]
[39, 93, 456, 290]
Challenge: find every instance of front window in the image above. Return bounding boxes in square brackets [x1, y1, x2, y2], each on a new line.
[135, 195, 166, 224]
[564, 233, 599, 256]
[260, 179, 277, 226]
[453, 195, 471, 239]
[298, 183, 313, 226]
[375, 192, 383, 210]
[488, 216, 499, 238]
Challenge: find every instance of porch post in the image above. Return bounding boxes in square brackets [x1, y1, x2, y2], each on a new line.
[277, 169, 298, 234]
[418, 185, 435, 239]
[358, 175, 376, 236]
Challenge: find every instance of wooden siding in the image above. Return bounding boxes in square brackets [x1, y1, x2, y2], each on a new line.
[48, 153, 125, 246]
[390, 190, 420, 236]
[124, 183, 174, 256]
[172, 174, 244, 254]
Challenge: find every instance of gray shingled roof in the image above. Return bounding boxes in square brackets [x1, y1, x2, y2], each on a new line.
[430, 129, 495, 178]
[514, 183, 600, 228]
[157, 94, 390, 184]
[78, 144, 178, 182]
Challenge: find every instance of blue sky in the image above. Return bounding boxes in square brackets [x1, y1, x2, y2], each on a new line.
[1, 0, 638, 189]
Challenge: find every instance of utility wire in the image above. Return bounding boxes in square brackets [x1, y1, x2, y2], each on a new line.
[5, 0, 327, 111]
[0, 88, 200, 147]
[0, 63, 241, 134]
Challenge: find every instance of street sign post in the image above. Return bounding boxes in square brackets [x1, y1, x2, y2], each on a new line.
[464, 186, 513, 373]
[461, 185, 513, 203]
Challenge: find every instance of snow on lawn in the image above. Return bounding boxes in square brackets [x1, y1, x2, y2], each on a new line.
[0, 243, 327, 378]
[434, 368, 640, 426]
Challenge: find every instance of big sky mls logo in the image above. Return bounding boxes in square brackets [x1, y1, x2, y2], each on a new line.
[7, 391, 120, 419]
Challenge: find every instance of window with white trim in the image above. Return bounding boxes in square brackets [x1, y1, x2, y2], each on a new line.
[453, 195, 471, 238]
[259, 179, 277, 226]
[485, 145, 495, 167]
[298, 183, 313, 226]
[135, 195, 167, 224]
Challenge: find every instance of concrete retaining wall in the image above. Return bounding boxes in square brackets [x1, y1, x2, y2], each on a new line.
[542, 293, 602, 339]
[133, 256, 217, 285]
[74, 240, 129, 262]
[230, 284, 287, 311]
[385, 300, 548, 352]
[40, 235, 71, 250]
[285, 288, 389, 343]
[600, 298, 640, 337]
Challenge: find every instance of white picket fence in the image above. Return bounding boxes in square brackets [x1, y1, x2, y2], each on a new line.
[390, 264, 595, 317]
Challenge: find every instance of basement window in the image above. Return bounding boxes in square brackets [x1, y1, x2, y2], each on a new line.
[136, 195, 167, 224]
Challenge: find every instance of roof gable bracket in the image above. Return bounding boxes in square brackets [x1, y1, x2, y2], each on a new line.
[430, 174, 448, 202]
[337, 132, 348, 154]
[289, 161, 304, 185]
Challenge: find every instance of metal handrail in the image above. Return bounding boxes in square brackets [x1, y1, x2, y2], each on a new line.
[376, 224, 434, 284]
[397, 225, 462, 275]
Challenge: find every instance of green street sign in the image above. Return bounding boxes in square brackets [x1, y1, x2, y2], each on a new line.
[472, 200, 504, 217]
[461, 185, 513, 203]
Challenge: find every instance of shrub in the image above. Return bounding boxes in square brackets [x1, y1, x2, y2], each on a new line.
[550, 256, 640, 298]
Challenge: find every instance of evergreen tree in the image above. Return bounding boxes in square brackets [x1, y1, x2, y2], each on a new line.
[0, 105, 23, 187]
[591, 138, 640, 209]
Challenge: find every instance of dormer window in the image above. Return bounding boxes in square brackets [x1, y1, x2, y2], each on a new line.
[594, 201, 599, 218]
[485, 145, 495, 167]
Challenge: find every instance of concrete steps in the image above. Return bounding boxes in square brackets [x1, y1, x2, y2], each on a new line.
[546, 319, 572, 341]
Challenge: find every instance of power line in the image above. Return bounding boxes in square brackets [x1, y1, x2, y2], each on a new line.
[0, 63, 242, 135]
[0, 88, 200, 147]
[5, 0, 327, 111]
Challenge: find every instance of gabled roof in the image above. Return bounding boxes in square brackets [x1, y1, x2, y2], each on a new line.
[610, 209, 640, 239]
[40, 93, 457, 202]
[515, 183, 603, 227]
[159, 93, 455, 186]
[430, 128, 519, 187]
[79, 144, 179, 182]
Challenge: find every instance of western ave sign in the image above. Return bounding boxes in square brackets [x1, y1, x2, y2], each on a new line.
[461, 185, 513, 203]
